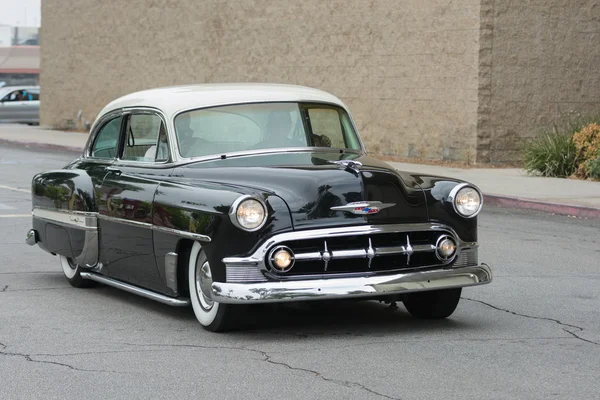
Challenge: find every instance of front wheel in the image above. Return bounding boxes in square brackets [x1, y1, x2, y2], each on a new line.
[403, 288, 462, 319]
[188, 242, 241, 332]
[59, 255, 96, 288]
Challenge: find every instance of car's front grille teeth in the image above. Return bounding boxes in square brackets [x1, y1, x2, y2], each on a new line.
[268, 231, 452, 276]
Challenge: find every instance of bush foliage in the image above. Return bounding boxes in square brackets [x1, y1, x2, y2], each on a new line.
[524, 114, 600, 180]
[573, 123, 600, 180]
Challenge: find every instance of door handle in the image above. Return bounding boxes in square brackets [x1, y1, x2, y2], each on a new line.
[106, 167, 122, 176]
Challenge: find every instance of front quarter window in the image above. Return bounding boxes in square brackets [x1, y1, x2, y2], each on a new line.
[175, 102, 362, 158]
[90, 116, 123, 159]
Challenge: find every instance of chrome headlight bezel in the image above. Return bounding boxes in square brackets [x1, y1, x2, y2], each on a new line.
[447, 183, 483, 218]
[229, 195, 267, 232]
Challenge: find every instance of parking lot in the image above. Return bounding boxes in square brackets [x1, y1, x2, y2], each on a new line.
[1, 144, 599, 399]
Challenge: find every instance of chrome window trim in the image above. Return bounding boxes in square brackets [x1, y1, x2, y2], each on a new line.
[116, 108, 174, 166]
[85, 109, 126, 160]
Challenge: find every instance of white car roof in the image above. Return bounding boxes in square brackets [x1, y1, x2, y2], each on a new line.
[98, 83, 347, 119]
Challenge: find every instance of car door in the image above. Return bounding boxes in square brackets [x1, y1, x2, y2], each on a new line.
[97, 110, 172, 292]
[0, 90, 27, 122]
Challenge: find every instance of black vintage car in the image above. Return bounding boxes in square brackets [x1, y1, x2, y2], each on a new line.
[26, 84, 492, 331]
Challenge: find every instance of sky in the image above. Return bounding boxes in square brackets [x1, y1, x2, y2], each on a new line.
[0, 0, 41, 27]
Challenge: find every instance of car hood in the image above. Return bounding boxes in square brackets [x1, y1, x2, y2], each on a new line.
[171, 151, 429, 229]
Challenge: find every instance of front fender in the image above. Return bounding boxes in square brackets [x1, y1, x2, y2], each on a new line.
[401, 173, 478, 243]
[152, 179, 293, 283]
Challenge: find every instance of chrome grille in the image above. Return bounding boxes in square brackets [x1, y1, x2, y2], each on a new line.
[453, 248, 478, 268]
[269, 231, 451, 276]
[226, 265, 267, 283]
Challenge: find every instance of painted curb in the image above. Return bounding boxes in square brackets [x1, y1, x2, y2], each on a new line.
[484, 194, 600, 219]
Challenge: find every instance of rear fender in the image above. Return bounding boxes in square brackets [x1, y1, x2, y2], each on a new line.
[31, 169, 99, 267]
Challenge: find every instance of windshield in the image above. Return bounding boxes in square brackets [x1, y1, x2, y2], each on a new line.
[174, 102, 362, 158]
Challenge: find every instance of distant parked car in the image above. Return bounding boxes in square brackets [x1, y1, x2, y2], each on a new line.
[0, 86, 40, 124]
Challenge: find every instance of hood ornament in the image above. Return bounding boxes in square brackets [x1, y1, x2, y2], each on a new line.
[330, 160, 363, 174]
[331, 201, 395, 215]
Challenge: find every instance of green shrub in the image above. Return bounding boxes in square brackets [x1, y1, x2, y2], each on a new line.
[584, 154, 600, 180]
[523, 127, 578, 177]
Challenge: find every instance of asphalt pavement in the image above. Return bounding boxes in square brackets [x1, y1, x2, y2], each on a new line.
[1, 144, 599, 400]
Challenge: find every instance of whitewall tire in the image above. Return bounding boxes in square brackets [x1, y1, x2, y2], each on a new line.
[188, 242, 239, 332]
[59, 255, 96, 288]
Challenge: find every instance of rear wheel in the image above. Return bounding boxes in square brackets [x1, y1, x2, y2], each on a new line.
[403, 288, 462, 319]
[59, 255, 96, 288]
[188, 242, 240, 332]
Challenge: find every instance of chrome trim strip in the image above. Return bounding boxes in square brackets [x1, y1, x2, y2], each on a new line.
[32, 208, 97, 230]
[96, 214, 212, 242]
[74, 230, 99, 267]
[152, 226, 212, 243]
[165, 252, 179, 293]
[211, 264, 492, 304]
[80, 272, 190, 307]
[98, 214, 152, 229]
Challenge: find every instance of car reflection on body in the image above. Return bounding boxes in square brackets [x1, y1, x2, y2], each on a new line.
[26, 84, 492, 331]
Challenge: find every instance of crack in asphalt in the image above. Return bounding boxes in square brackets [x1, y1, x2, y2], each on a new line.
[0, 341, 122, 374]
[120, 342, 400, 399]
[0, 287, 71, 293]
[463, 297, 600, 346]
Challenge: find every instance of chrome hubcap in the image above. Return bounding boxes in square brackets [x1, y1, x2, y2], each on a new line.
[196, 260, 214, 311]
[67, 258, 78, 271]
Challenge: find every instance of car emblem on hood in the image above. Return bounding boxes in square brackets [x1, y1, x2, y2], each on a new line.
[330, 201, 395, 215]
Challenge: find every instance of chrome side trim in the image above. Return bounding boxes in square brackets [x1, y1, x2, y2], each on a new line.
[153, 226, 211, 242]
[80, 272, 190, 307]
[211, 264, 492, 304]
[98, 214, 152, 229]
[165, 252, 179, 293]
[32, 208, 97, 230]
[74, 230, 99, 267]
[96, 214, 212, 242]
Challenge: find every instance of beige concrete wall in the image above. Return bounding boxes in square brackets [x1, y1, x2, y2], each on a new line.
[478, 0, 600, 163]
[41, 0, 481, 161]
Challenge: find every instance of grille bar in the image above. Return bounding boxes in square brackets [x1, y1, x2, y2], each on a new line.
[291, 238, 437, 265]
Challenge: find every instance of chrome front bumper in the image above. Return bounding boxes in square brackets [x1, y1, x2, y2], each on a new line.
[211, 264, 492, 304]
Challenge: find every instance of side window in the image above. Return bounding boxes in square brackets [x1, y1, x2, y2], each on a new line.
[122, 114, 168, 162]
[91, 116, 123, 159]
[307, 108, 346, 148]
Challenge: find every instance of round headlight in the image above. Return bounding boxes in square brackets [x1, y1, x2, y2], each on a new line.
[450, 184, 483, 218]
[230, 197, 267, 231]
